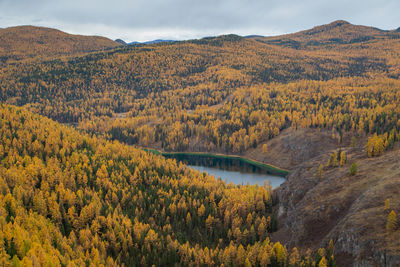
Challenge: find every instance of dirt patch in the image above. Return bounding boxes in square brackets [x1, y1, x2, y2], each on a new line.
[244, 127, 355, 170]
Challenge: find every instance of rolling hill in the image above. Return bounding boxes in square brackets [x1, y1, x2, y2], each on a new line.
[249, 20, 400, 49]
[0, 25, 121, 64]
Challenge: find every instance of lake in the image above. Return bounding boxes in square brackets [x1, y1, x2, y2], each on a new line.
[164, 154, 286, 188]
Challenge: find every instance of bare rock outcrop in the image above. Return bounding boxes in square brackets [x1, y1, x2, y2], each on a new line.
[275, 141, 400, 266]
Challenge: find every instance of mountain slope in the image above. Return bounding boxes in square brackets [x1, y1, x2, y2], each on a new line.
[276, 141, 400, 266]
[0, 22, 399, 162]
[250, 20, 400, 49]
[0, 25, 120, 63]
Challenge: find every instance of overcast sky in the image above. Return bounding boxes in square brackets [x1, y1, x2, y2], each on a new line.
[0, 0, 399, 42]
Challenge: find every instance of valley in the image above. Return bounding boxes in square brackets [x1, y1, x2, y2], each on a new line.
[0, 20, 399, 266]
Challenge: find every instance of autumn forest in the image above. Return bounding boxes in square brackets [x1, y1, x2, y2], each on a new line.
[0, 20, 400, 266]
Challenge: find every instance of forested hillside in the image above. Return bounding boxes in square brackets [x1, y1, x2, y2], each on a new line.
[0, 26, 120, 64]
[0, 104, 333, 265]
[1, 20, 400, 265]
[1, 22, 399, 158]
[251, 20, 400, 48]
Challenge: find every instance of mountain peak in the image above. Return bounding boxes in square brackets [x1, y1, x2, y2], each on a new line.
[308, 20, 352, 34]
[115, 39, 127, 45]
[254, 20, 387, 49]
[328, 20, 351, 27]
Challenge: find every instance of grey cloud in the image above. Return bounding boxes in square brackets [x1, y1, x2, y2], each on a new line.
[0, 0, 399, 42]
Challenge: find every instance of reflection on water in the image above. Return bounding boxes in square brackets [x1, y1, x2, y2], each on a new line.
[165, 154, 285, 188]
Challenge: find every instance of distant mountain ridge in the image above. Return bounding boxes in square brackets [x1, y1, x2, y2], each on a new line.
[141, 39, 176, 44]
[115, 39, 177, 45]
[247, 20, 400, 49]
[115, 38, 127, 45]
[3, 21, 399, 62]
[115, 20, 400, 49]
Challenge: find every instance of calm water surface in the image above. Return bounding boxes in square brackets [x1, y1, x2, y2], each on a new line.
[165, 154, 286, 188]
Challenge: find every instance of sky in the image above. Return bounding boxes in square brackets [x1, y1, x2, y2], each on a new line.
[0, 0, 399, 42]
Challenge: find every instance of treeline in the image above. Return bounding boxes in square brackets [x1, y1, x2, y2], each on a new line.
[0, 104, 334, 265]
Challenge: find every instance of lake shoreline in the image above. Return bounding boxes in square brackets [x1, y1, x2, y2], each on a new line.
[142, 148, 289, 177]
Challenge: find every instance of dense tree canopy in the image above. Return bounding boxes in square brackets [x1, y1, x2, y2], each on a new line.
[1, 30, 399, 156]
[1, 21, 399, 265]
[0, 104, 333, 265]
